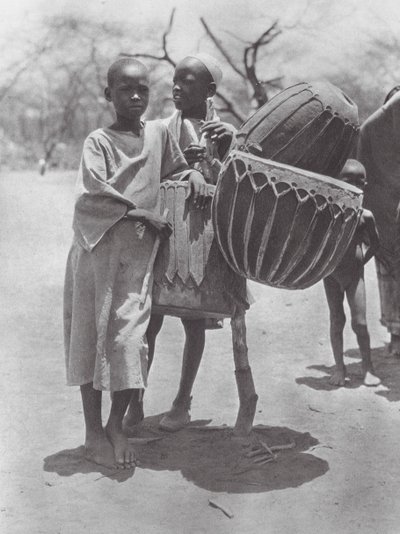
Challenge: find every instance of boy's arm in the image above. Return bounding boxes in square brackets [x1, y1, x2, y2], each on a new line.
[73, 134, 137, 251]
[161, 125, 210, 208]
[362, 209, 380, 265]
[125, 208, 172, 240]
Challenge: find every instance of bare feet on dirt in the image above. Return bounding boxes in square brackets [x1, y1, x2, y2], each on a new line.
[159, 399, 191, 432]
[105, 424, 137, 469]
[362, 363, 381, 386]
[329, 367, 347, 387]
[84, 433, 116, 469]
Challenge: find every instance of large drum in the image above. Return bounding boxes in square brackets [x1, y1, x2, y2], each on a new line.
[152, 181, 237, 318]
[212, 150, 363, 290]
[236, 82, 359, 178]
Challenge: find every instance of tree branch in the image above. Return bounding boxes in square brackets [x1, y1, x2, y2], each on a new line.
[0, 33, 53, 102]
[199, 17, 246, 79]
[215, 91, 246, 123]
[122, 8, 176, 67]
[243, 20, 282, 106]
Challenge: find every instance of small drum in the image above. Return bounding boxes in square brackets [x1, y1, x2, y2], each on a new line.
[212, 150, 363, 290]
[152, 181, 237, 319]
[236, 82, 359, 178]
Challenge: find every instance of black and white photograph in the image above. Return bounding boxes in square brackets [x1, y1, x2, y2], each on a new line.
[2, 0, 400, 532]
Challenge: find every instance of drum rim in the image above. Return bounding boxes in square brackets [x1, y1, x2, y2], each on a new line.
[223, 149, 363, 195]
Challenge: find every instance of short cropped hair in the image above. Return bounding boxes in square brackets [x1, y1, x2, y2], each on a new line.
[107, 57, 148, 87]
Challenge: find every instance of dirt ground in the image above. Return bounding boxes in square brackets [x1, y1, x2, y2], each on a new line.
[1, 169, 400, 534]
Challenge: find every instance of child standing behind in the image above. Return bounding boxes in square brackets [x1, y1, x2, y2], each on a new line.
[64, 58, 205, 469]
[124, 53, 244, 433]
[323, 159, 381, 387]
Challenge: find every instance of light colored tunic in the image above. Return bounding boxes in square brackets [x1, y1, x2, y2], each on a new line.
[64, 121, 188, 391]
[358, 93, 400, 334]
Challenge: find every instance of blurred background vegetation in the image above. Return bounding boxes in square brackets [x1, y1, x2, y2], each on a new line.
[1, 0, 400, 171]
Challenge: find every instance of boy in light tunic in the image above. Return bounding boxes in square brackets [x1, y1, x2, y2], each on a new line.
[64, 58, 206, 468]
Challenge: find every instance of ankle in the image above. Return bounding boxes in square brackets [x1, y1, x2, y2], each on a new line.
[173, 395, 192, 410]
[85, 428, 105, 443]
[105, 419, 122, 435]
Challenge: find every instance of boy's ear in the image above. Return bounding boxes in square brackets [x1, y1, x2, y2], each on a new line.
[207, 82, 217, 98]
[104, 87, 112, 102]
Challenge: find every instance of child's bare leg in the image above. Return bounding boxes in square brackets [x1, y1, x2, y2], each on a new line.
[390, 333, 400, 357]
[80, 382, 116, 468]
[347, 277, 380, 386]
[323, 278, 347, 386]
[106, 389, 137, 469]
[124, 314, 164, 430]
[159, 318, 206, 431]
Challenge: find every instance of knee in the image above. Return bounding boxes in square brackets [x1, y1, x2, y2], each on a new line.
[351, 320, 368, 336]
[330, 314, 346, 333]
[182, 318, 205, 332]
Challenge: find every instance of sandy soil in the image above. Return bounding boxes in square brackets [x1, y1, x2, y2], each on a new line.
[1, 170, 400, 534]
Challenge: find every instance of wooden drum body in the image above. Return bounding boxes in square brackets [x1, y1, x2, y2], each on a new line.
[236, 82, 359, 178]
[152, 180, 236, 319]
[212, 150, 363, 290]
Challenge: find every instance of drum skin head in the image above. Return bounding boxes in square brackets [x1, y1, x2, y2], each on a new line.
[213, 150, 363, 290]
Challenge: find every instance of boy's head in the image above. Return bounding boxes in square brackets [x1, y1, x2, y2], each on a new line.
[172, 53, 222, 112]
[339, 159, 366, 190]
[105, 58, 150, 120]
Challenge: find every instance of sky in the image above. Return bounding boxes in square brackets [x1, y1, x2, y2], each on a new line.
[2, 0, 400, 37]
[2, 0, 400, 113]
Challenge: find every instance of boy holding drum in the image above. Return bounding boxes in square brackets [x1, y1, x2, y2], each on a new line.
[323, 159, 381, 387]
[124, 54, 241, 433]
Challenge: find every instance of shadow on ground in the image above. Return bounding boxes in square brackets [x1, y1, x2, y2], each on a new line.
[43, 416, 329, 493]
[43, 446, 136, 482]
[296, 346, 400, 401]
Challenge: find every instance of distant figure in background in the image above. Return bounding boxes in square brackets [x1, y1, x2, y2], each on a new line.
[358, 87, 400, 357]
[38, 158, 46, 176]
[323, 159, 380, 387]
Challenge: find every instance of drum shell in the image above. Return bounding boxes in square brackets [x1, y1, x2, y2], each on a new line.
[212, 150, 363, 290]
[152, 181, 236, 319]
[236, 82, 359, 178]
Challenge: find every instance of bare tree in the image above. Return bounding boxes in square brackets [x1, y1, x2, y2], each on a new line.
[123, 8, 247, 123]
[0, 32, 54, 103]
[200, 17, 283, 108]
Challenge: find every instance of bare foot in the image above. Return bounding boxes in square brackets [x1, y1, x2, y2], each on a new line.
[363, 371, 381, 386]
[159, 399, 191, 432]
[329, 367, 346, 387]
[105, 425, 137, 469]
[84, 433, 116, 469]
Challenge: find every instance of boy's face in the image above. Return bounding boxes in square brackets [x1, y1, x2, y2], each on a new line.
[172, 58, 215, 111]
[105, 63, 150, 120]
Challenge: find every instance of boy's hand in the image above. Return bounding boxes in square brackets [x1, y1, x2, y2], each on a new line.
[126, 209, 172, 240]
[145, 213, 173, 240]
[183, 143, 206, 165]
[186, 171, 211, 209]
[201, 120, 235, 143]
